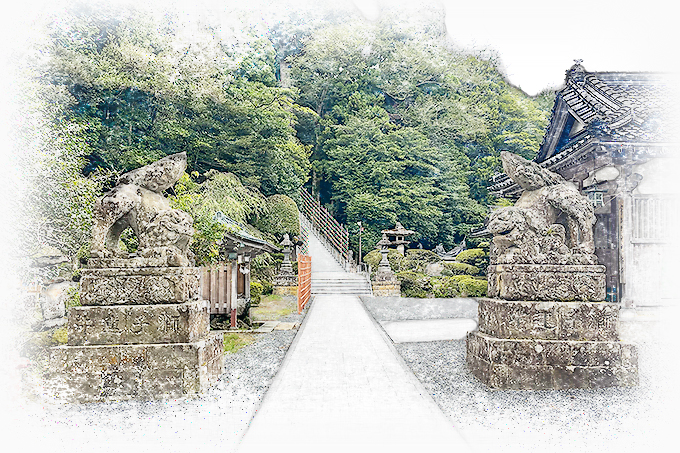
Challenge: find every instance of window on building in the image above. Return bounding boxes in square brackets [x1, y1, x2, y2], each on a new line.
[587, 191, 605, 207]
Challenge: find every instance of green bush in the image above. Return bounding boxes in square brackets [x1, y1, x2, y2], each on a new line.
[443, 262, 479, 276]
[431, 277, 460, 298]
[395, 271, 431, 298]
[400, 249, 440, 273]
[250, 281, 263, 305]
[251, 252, 277, 285]
[431, 275, 487, 298]
[261, 280, 273, 295]
[254, 194, 300, 236]
[363, 249, 381, 270]
[454, 248, 489, 274]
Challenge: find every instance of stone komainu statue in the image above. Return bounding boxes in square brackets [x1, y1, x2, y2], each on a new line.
[487, 151, 597, 265]
[90, 152, 194, 267]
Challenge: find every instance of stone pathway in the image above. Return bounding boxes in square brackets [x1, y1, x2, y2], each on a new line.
[238, 230, 471, 452]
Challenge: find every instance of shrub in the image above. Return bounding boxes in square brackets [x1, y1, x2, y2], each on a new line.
[395, 271, 431, 298]
[430, 275, 487, 297]
[261, 280, 273, 295]
[431, 277, 460, 298]
[400, 249, 440, 273]
[250, 281, 263, 305]
[443, 262, 479, 276]
[254, 194, 300, 236]
[364, 249, 381, 271]
[454, 248, 489, 274]
[251, 252, 277, 284]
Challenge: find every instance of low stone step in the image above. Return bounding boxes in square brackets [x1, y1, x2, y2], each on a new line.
[312, 287, 372, 293]
[254, 321, 279, 333]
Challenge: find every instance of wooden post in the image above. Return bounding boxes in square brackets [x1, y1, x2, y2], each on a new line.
[218, 263, 226, 313]
[210, 266, 218, 314]
[230, 259, 238, 327]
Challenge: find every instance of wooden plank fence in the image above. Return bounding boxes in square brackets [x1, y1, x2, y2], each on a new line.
[201, 264, 239, 327]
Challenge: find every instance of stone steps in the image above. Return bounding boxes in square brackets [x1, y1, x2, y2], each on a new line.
[311, 277, 373, 295]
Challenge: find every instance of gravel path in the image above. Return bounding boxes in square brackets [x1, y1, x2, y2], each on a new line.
[10, 310, 306, 453]
[363, 296, 679, 453]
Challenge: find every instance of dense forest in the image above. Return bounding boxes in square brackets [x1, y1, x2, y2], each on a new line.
[19, 1, 553, 267]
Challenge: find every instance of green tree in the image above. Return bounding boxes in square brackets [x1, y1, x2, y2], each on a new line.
[44, 2, 311, 198]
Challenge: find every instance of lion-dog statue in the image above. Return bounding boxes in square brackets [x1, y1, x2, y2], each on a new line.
[487, 152, 597, 265]
[90, 152, 194, 267]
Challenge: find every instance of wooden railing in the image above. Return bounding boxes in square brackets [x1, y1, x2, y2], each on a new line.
[299, 188, 349, 264]
[297, 254, 312, 314]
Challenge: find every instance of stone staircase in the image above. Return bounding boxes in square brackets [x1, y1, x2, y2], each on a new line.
[311, 272, 373, 295]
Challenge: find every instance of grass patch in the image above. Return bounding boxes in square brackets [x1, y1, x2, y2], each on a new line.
[252, 294, 296, 321]
[223, 333, 256, 354]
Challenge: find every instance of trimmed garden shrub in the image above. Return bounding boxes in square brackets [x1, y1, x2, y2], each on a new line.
[395, 271, 431, 298]
[454, 248, 489, 274]
[443, 262, 479, 276]
[400, 249, 440, 273]
[364, 249, 403, 275]
[250, 281, 263, 305]
[430, 275, 487, 297]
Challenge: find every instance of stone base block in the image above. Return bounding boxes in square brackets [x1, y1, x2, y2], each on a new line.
[466, 331, 638, 389]
[477, 298, 620, 341]
[273, 285, 298, 296]
[80, 267, 200, 306]
[67, 301, 209, 346]
[372, 281, 401, 297]
[48, 332, 224, 402]
[487, 264, 606, 301]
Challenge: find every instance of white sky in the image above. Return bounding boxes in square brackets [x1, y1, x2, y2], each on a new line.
[348, 0, 679, 95]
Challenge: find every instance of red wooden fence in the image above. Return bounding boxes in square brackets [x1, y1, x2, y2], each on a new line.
[297, 254, 312, 314]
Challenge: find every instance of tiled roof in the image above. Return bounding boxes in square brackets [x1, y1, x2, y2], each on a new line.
[489, 63, 673, 197]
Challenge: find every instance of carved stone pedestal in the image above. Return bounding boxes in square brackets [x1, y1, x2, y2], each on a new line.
[487, 264, 606, 301]
[466, 298, 638, 389]
[49, 267, 224, 402]
[371, 281, 401, 297]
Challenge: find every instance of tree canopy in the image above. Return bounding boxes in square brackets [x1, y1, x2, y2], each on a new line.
[289, 21, 550, 253]
[19, 2, 553, 266]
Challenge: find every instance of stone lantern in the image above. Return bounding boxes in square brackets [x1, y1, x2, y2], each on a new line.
[274, 234, 298, 295]
[381, 221, 415, 256]
[371, 234, 401, 296]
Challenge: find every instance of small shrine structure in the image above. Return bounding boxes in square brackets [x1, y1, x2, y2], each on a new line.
[381, 221, 415, 256]
[203, 212, 280, 325]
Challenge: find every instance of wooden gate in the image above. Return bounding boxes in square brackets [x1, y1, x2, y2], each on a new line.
[297, 254, 312, 314]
